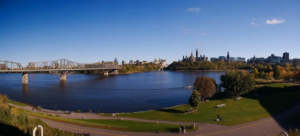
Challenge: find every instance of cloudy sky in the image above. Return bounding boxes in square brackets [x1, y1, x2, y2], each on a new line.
[1, 0, 300, 65]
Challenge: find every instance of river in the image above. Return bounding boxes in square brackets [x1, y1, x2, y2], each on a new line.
[0, 71, 225, 113]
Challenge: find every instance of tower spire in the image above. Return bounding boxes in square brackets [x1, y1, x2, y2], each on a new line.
[196, 48, 199, 58]
[227, 51, 230, 61]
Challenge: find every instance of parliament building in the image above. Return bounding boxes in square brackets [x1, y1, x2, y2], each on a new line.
[181, 49, 208, 62]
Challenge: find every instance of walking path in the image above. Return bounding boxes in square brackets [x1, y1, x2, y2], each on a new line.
[10, 102, 300, 136]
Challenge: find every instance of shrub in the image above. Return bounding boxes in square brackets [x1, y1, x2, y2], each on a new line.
[97, 111, 101, 114]
[89, 109, 92, 113]
[76, 110, 81, 113]
[37, 106, 42, 111]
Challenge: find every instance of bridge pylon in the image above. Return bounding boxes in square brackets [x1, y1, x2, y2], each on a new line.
[22, 73, 28, 84]
[59, 71, 68, 81]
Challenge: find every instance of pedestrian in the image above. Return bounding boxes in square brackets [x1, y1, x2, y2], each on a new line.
[183, 126, 186, 134]
[218, 114, 220, 119]
[179, 127, 182, 134]
[32, 107, 34, 111]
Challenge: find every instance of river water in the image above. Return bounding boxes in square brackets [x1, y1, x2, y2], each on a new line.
[0, 71, 225, 113]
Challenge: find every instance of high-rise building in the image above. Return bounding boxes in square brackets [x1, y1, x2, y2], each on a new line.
[196, 49, 199, 58]
[114, 58, 119, 65]
[283, 52, 289, 60]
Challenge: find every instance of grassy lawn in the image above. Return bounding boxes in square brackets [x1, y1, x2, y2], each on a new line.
[9, 100, 28, 107]
[115, 83, 300, 126]
[78, 119, 197, 132]
[27, 111, 197, 132]
[285, 111, 300, 126]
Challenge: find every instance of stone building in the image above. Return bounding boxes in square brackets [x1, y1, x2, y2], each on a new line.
[182, 49, 208, 62]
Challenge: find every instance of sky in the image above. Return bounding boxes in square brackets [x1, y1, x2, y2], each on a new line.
[1, 0, 300, 66]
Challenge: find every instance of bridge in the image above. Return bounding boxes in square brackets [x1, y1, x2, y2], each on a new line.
[0, 59, 120, 84]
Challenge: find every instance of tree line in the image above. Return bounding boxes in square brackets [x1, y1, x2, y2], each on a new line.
[252, 63, 300, 80]
[166, 61, 300, 71]
[77, 63, 161, 74]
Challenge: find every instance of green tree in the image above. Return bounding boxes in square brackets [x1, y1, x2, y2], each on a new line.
[193, 76, 217, 102]
[188, 90, 201, 111]
[220, 70, 255, 98]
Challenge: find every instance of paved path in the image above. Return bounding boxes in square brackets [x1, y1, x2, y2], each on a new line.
[10, 103, 300, 136]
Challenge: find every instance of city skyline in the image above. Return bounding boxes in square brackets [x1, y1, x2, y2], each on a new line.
[1, 0, 300, 66]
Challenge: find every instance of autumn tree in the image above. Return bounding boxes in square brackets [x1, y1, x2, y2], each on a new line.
[267, 71, 274, 80]
[274, 65, 286, 79]
[285, 63, 291, 72]
[220, 70, 255, 98]
[189, 90, 201, 111]
[252, 68, 259, 78]
[193, 76, 217, 102]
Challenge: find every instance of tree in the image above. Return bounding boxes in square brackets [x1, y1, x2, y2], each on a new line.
[193, 76, 217, 102]
[220, 70, 255, 98]
[189, 90, 201, 110]
[252, 68, 259, 78]
[274, 65, 286, 79]
[285, 63, 291, 71]
[267, 71, 274, 80]
[259, 71, 267, 79]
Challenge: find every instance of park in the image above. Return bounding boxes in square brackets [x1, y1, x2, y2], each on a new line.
[1, 70, 300, 135]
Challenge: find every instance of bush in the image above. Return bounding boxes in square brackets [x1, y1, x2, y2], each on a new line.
[0, 94, 75, 136]
[89, 109, 92, 113]
[76, 110, 81, 113]
[97, 111, 101, 114]
[37, 106, 42, 111]
[273, 128, 299, 136]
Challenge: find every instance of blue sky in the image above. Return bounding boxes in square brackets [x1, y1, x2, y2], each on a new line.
[1, 0, 300, 65]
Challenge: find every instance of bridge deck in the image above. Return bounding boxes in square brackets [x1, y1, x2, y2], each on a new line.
[0, 68, 120, 73]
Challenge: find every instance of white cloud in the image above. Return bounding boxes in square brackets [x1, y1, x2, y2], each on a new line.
[182, 28, 190, 31]
[193, 43, 203, 46]
[183, 32, 189, 35]
[200, 33, 206, 35]
[250, 22, 260, 26]
[187, 8, 200, 12]
[266, 18, 285, 25]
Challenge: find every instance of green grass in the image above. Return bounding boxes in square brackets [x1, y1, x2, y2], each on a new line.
[27, 111, 197, 132]
[264, 83, 293, 88]
[285, 111, 300, 126]
[9, 100, 28, 107]
[115, 83, 300, 126]
[78, 119, 197, 132]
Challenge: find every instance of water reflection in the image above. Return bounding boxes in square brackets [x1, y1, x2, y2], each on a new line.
[22, 84, 28, 93]
[60, 80, 66, 88]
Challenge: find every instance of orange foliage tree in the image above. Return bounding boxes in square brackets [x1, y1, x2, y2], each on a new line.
[193, 76, 217, 102]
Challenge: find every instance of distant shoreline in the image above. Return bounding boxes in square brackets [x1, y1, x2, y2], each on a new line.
[172, 70, 227, 72]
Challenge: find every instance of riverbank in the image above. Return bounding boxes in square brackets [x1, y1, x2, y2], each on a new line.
[9, 103, 198, 133]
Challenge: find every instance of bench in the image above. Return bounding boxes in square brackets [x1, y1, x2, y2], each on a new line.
[216, 104, 226, 108]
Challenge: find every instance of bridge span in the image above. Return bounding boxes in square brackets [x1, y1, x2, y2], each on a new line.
[0, 59, 120, 84]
